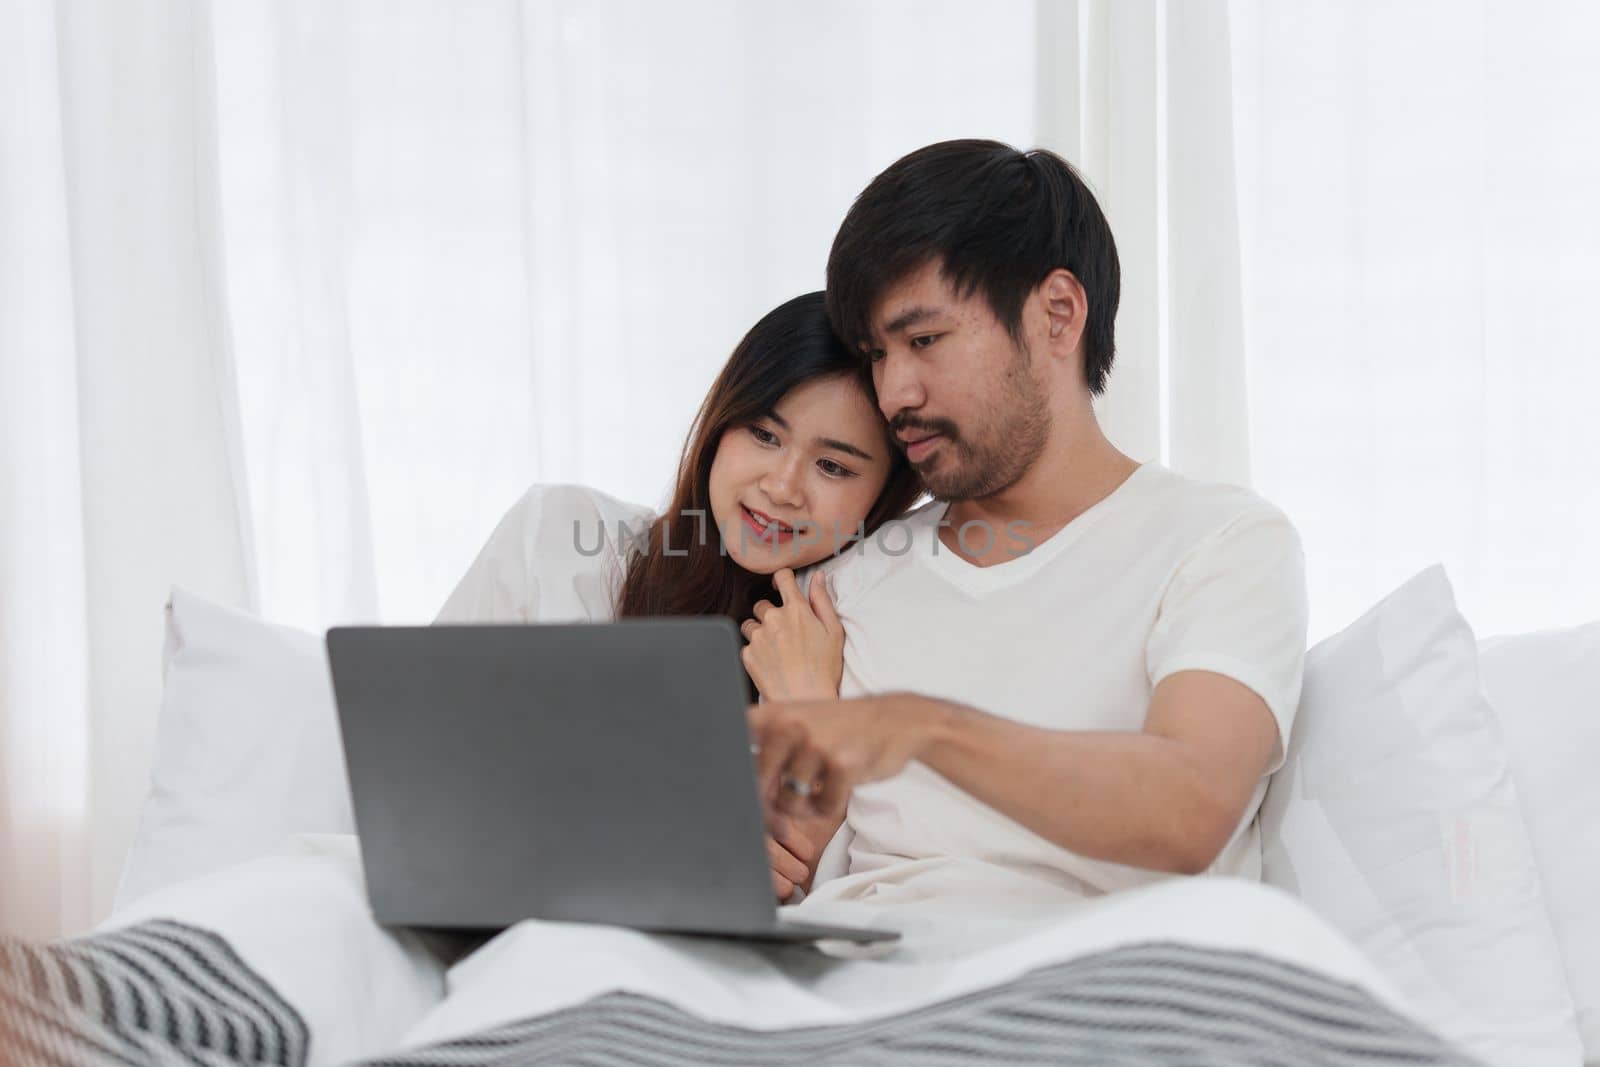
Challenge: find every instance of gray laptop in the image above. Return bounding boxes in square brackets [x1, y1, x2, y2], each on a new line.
[325, 618, 896, 944]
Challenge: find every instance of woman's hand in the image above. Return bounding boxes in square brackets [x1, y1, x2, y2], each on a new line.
[765, 814, 818, 903]
[739, 568, 843, 702]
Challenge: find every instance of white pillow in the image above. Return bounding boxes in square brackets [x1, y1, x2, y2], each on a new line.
[1260, 565, 1580, 1067]
[1478, 621, 1600, 1059]
[114, 588, 353, 911]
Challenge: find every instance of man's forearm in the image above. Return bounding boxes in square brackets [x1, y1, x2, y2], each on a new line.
[900, 693, 1245, 875]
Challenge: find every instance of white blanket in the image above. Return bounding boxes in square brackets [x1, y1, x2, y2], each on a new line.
[98, 834, 446, 1067]
[397, 857, 1415, 1054]
[97, 833, 1423, 1063]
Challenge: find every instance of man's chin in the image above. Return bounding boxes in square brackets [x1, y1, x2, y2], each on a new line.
[922, 467, 1001, 503]
[916, 458, 972, 501]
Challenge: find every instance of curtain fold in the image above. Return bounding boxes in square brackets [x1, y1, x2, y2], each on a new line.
[1037, 0, 1253, 487]
[1, 0, 255, 936]
[208, 0, 380, 633]
[0, 0, 92, 941]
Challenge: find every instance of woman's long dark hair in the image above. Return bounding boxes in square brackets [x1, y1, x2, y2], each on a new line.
[615, 292, 922, 633]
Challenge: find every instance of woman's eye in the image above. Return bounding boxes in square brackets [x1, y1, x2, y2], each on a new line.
[817, 458, 855, 478]
[749, 425, 779, 446]
[910, 334, 939, 350]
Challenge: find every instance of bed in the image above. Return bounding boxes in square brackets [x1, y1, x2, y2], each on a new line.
[5, 861, 1476, 1066]
[3, 565, 1594, 1067]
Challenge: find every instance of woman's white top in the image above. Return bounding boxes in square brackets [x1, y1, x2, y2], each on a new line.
[433, 484, 652, 625]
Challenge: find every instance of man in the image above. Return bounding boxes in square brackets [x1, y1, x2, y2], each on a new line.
[749, 139, 1307, 912]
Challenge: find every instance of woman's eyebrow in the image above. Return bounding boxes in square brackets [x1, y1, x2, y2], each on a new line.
[765, 411, 875, 462]
[816, 437, 874, 462]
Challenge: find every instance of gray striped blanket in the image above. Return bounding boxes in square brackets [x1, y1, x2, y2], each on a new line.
[2, 921, 1479, 1066]
[0, 921, 306, 1066]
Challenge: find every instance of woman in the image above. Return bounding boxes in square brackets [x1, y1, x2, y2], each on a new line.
[619, 289, 923, 701]
[433, 290, 923, 898]
[437, 289, 922, 703]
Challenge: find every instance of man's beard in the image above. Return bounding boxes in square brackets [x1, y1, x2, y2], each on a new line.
[904, 341, 1051, 502]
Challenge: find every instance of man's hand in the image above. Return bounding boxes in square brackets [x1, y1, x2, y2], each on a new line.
[747, 694, 944, 820]
[765, 814, 819, 902]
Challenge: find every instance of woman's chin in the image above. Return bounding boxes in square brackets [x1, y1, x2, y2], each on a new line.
[724, 541, 827, 575]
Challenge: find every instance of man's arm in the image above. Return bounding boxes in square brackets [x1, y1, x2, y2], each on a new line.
[748, 669, 1280, 876]
[917, 670, 1279, 874]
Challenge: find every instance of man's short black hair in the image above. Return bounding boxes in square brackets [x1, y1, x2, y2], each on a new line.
[825, 139, 1121, 395]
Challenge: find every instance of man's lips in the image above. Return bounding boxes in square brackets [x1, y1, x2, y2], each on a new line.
[903, 433, 943, 462]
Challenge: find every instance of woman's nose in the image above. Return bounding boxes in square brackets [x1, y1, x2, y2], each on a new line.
[760, 457, 805, 507]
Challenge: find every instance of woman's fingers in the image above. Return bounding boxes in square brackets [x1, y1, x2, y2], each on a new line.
[771, 817, 818, 869]
[808, 571, 842, 633]
[740, 618, 759, 640]
[766, 834, 808, 887]
[751, 599, 775, 623]
[773, 567, 803, 607]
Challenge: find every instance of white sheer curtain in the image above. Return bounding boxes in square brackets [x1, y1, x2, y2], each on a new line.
[1038, 0, 1253, 485]
[4, 0, 1595, 939]
[1, 0, 253, 938]
[1, 0, 91, 943]
[4, 0, 1046, 936]
[206, 0, 1042, 632]
[1231, 0, 1600, 641]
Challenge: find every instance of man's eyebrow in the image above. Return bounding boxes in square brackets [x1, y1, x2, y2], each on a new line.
[879, 305, 942, 337]
[762, 411, 876, 462]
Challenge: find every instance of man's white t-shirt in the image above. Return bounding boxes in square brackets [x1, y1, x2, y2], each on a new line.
[434, 470, 1308, 916]
[798, 461, 1308, 914]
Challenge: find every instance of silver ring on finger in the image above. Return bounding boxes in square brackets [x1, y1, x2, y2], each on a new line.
[781, 774, 818, 798]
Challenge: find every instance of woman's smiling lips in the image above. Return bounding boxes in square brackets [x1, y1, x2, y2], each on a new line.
[741, 504, 796, 545]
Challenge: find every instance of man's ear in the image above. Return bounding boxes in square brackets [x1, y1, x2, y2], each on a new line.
[1036, 268, 1088, 363]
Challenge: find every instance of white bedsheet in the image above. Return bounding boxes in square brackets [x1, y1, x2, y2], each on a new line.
[396, 863, 1415, 1054]
[97, 833, 1423, 1064]
[97, 834, 446, 1067]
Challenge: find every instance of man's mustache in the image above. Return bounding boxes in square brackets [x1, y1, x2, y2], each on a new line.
[888, 412, 959, 443]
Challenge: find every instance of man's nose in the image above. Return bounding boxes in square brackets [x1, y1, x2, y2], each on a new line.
[875, 348, 926, 421]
